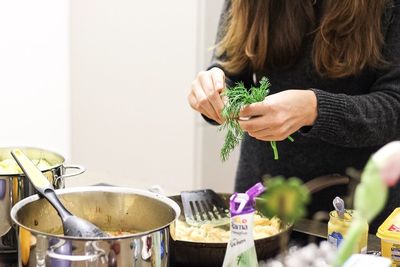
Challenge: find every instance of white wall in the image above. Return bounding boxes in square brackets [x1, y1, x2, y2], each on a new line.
[0, 0, 237, 195]
[69, 1, 198, 194]
[0, 1, 70, 157]
[68, 0, 239, 194]
[195, 0, 238, 193]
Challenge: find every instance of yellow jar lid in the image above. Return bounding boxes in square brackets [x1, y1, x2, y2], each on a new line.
[376, 208, 400, 242]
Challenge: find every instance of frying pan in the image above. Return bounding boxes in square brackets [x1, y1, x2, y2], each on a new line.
[168, 175, 351, 266]
[169, 194, 293, 267]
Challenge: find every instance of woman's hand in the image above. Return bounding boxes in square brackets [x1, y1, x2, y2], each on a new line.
[187, 67, 225, 124]
[238, 90, 318, 141]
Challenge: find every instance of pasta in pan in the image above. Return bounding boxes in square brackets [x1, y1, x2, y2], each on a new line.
[174, 213, 281, 243]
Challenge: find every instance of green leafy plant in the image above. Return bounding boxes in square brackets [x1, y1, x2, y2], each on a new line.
[219, 77, 294, 161]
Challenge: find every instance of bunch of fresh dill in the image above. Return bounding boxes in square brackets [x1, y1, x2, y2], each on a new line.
[219, 77, 293, 161]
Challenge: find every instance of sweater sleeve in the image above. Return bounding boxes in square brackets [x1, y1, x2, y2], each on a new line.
[301, 3, 400, 148]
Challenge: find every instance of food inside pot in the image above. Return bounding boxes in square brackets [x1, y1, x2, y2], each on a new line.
[173, 213, 281, 243]
[0, 158, 51, 174]
[39, 213, 280, 241]
[104, 229, 136, 237]
[51, 227, 137, 238]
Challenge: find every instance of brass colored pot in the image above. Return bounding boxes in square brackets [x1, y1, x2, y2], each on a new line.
[0, 147, 84, 251]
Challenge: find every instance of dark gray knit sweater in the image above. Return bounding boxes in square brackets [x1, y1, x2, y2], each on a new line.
[206, 0, 400, 232]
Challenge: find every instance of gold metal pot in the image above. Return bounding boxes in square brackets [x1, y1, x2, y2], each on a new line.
[0, 147, 85, 251]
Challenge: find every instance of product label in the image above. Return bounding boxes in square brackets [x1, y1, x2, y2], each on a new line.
[390, 244, 400, 266]
[222, 213, 258, 267]
[391, 244, 400, 264]
[228, 215, 252, 250]
[328, 231, 344, 248]
[388, 224, 400, 233]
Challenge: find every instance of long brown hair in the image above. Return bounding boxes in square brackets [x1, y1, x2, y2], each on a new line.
[217, 0, 389, 78]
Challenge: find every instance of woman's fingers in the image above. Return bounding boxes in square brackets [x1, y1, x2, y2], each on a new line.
[239, 102, 270, 118]
[238, 116, 269, 132]
[187, 68, 226, 124]
[210, 67, 225, 93]
[192, 84, 221, 123]
[198, 71, 224, 121]
[248, 129, 291, 141]
[234, 90, 317, 142]
[189, 79, 222, 124]
[238, 102, 296, 141]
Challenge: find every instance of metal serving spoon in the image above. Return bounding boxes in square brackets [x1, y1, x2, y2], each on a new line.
[11, 149, 106, 238]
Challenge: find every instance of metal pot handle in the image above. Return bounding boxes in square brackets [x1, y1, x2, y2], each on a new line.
[54, 165, 86, 189]
[47, 241, 106, 262]
[61, 165, 86, 179]
[47, 250, 99, 262]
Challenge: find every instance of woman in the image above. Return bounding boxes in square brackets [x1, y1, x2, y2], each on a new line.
[188, 0, 400, 232]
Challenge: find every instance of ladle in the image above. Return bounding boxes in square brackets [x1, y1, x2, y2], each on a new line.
[11, 149, 106, 237]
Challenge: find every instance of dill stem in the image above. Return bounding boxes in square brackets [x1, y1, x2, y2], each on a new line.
[270, 141, 279, 160]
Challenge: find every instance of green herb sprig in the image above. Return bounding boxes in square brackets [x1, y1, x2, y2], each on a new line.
[219, 77, 293, 161]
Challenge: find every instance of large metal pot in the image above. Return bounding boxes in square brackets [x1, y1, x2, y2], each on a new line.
[169, 194, 293, 267]
[10, 186, 180, 267]
[0, 147, 84, 251]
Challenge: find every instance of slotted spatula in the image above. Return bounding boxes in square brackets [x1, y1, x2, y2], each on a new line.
[181, 189, 229, 226]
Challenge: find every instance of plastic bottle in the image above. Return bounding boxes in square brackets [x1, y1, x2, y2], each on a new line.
[222, 182, 265, 267]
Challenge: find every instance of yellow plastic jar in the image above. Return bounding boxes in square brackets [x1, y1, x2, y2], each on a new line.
[377, 208, 400, 267]
[327, 210, 369, 253]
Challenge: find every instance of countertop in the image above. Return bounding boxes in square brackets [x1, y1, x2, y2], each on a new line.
[294, 218, 381, 251]
[0, 218, 382, 266]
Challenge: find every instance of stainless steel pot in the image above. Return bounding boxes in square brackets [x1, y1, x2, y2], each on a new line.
[10, 186, 180, 267]
[0, 147, 85, 250]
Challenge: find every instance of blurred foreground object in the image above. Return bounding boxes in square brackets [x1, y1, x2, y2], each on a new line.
[260, 241, 335, 267]
[259, 177, 310, 225]
[335, 141, 400, 266]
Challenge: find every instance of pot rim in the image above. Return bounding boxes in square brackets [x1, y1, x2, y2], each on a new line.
[0, 146, 65, 176]
[10, 186, 181, 240]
